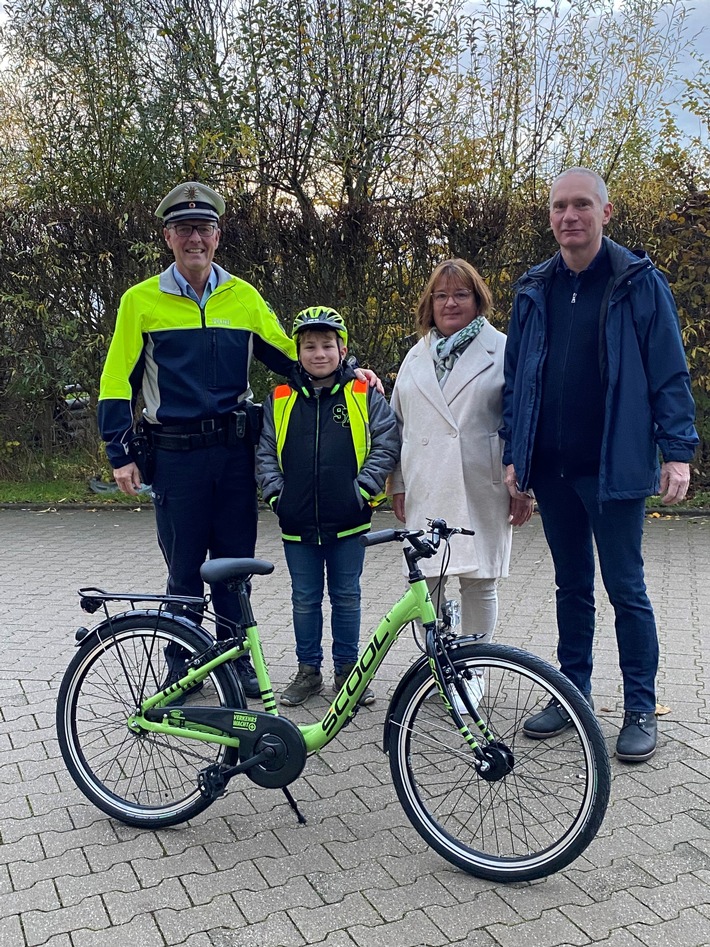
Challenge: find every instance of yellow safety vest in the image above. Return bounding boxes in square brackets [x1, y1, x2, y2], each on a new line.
[272, 379, 386, 507]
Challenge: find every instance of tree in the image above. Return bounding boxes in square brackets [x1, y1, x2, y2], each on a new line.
[444, 0, 700, 202]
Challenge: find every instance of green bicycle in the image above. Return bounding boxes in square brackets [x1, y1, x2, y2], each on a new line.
[56, 518, 610, 882]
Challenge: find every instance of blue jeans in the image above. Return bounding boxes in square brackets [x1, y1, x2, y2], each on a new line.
[283, 535, 366, 672]
[531, 473, 658, 713]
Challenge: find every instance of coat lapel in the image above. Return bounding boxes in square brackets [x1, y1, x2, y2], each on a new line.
[442, 321, 497, 404]
[408, 340, 457, 426]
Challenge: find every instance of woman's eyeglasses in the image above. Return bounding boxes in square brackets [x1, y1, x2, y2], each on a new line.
[431, 290, 473, 305]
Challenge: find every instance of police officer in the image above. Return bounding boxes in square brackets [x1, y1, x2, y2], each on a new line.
[98, 182, 302, 696]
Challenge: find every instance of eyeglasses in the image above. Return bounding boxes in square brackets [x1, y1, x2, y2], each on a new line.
[169, 223, 218, 238]
[431, 290, 474, 305]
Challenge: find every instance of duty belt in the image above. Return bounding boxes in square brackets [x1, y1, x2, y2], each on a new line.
[148, 416, 244, 451]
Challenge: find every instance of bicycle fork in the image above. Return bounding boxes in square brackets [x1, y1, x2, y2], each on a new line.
[426, 628, 515, 782]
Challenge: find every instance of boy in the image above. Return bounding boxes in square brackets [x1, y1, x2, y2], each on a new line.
[256, 307, 400, 706]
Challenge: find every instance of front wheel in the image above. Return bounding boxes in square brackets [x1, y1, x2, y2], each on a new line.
[56, 615, 244, 828]
[387, 642, 610, 882]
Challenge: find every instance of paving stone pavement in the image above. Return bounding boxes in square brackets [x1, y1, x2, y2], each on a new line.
[1, 506, 709, 947]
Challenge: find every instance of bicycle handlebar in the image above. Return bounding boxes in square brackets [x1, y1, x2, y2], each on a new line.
[359, 528, 421, 547]
[359, 519, 475, 551]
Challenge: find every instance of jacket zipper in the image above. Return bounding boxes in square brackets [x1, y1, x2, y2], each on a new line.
[555, 287, 578, 477]
[314, 390, 322, 544]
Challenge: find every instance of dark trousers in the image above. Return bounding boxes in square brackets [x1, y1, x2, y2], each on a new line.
[531, 472, 658, 712]
[151, 439, 258, 639]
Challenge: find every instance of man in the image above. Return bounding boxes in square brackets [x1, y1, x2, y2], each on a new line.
[501, 168, 698, 762]
[98, 182, 300, 695]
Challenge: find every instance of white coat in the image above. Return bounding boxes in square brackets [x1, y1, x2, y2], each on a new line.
[387, 321, 512, 578]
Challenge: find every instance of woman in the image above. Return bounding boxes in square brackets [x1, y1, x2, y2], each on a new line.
[387, 259, 533, 642]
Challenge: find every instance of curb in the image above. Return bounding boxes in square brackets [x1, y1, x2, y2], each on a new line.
[1, 502, 708, 517]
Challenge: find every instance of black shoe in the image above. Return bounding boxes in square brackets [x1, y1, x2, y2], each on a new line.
[523, 694, 594, 739]
[616, 711, 657, 762]
[160, 656, 204, 705]
[334, 663, 375, 706]
[280, 664, 323, 706]
[235, 656, 260, 698]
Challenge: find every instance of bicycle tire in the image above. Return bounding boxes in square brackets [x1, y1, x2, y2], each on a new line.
[387, 642, 610, 882]
[57, 615, 243, 828]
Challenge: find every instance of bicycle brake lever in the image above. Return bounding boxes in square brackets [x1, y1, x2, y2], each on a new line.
[427, 520, 476, 541]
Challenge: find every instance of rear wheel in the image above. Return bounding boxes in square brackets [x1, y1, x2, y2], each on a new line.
[387, 642, 610, 882]
[57, 615, 243, 828]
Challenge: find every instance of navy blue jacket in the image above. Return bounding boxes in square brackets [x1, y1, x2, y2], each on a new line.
[501, 237, 698, 501]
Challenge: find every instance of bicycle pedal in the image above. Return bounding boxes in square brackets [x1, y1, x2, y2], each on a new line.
[197, 763, 228, 800]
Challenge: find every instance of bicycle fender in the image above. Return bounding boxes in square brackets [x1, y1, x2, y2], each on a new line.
[74, 608, 215, 650]
[382, 635, 483, 751]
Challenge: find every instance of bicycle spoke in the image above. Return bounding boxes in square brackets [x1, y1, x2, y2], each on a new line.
[57, 617, 242, 827]
[388, 643, 610, 881]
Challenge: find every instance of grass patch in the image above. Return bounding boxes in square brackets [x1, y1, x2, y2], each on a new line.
[0, 448, 152, 505]
[0, 477, 151, 505]
[645, 490, 710, 510]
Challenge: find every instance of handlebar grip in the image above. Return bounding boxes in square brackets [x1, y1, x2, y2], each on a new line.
[359, 529, 399, 547]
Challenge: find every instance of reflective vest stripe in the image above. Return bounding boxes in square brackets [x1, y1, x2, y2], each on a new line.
[343, 379, 370, 470]
[273, 385, 298, 465]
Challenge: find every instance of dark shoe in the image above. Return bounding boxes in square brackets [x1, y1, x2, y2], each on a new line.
[616, 711, 657, 762]
[334, 664, 375, 706]
[160, 656, 204, 706]
[235, 656, 260, 699]
[280, 664, 323, 706]
[523, 694, 594, 739]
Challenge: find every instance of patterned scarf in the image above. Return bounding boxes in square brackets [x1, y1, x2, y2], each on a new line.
[430, 317, 485, 387]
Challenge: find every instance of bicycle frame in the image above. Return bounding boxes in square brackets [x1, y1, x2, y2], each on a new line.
[129, 575, 439, 754]
[121, 521, 495, 771]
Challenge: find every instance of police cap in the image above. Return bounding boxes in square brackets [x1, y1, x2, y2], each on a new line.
[156, 181, 226, 225]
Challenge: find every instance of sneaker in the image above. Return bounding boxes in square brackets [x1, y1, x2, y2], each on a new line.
[280, 664, 323, 706]
[334, 664, 375, 706]
[452, 670, 485, 715]
[616, 711, 657, 762]
[523, 694, 594, 739]
[235, 655, 260, 699]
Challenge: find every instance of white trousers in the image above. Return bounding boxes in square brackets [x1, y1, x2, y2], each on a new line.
[425, 575, 499, 643]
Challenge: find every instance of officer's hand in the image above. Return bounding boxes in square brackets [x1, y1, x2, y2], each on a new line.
[114, 462, 142, 496]
[659, 461, 690, 506]
[355, 367, 384, 394]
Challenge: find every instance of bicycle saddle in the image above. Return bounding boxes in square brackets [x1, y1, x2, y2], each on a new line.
[200, 558, 275, 583]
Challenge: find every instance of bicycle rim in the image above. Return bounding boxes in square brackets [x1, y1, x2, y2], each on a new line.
[57, 616, 242, 827]
[388, 643, 610, 882]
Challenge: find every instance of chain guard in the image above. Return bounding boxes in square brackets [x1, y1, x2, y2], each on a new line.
[239, 714, 308, 789]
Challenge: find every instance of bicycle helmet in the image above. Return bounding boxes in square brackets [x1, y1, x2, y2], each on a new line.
[292, 306, 348, 346]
